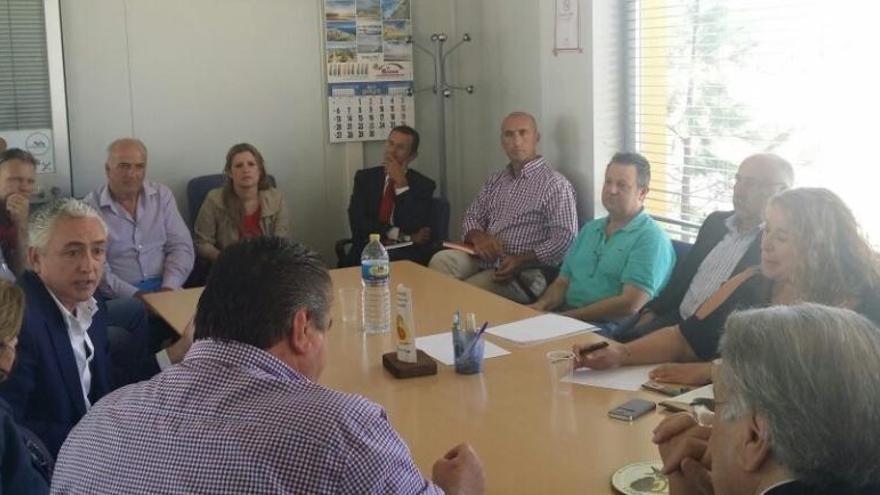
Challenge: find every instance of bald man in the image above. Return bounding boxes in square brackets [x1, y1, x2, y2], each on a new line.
[613, 153, 795, 343]
[429, 112, 578, 302]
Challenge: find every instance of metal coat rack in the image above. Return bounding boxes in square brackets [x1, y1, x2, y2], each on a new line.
[409, 33, 474, 199]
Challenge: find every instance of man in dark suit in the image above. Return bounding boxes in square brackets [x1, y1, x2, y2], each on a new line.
[346, 125, 436, 266]
[613, 153, 794, 345]
[0, 199, 191, 457]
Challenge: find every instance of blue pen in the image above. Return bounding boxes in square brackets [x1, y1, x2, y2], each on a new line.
[463, 321, 489, 355]
[475, 321, 488, 339]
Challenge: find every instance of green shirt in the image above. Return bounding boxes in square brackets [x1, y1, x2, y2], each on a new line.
[559, 210, 675, 309]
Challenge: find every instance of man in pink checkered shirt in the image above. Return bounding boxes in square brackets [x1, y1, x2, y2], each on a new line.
[52, 238, 485, 494]
[429, 112, 578, 302]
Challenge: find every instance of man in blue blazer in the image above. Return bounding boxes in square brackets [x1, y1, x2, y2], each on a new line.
[0, 199, 191, 457]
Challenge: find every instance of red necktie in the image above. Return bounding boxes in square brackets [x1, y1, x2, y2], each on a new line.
[378, 181, 395, 224]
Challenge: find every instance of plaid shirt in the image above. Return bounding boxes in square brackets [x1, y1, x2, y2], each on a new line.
[51, 340, 442, 494]
[462, 156, 578, 266]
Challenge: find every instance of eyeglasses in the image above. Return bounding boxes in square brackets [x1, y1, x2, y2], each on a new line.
[734, 174, 786, 190]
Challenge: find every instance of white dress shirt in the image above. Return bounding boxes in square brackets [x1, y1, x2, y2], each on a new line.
[679, 214, 760, 319]
[47, 290, 99, 410]
[759, 479, 798, 494]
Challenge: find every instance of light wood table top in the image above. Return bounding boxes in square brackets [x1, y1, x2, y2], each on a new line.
[143, 261, 666, 494]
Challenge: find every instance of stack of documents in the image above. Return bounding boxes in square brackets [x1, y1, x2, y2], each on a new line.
[486, 313, 599, 344]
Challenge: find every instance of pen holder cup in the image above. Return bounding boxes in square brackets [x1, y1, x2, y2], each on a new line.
[453, 330, 485, 375]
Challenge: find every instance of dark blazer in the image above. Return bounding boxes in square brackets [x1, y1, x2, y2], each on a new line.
[0, 272, 158, 458]
[768, 480, 880, 495]
[644, 210, 762, 319]
[347, 166, 436, 260]
[0, 398, 49, 494]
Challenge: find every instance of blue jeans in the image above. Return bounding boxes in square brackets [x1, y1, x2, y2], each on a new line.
[135, 277, 163, 292]
[106, 296, 176, 354]
[104, 297, 154, 386]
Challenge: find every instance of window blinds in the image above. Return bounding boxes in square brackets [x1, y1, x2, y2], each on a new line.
[0, 0, 51, 131]
[624, 0, 812, 241]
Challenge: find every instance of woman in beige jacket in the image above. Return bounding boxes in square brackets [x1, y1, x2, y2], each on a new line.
[194, 143, 290, 261]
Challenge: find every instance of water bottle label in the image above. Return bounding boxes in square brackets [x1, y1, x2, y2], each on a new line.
[361, 261, 389, 282]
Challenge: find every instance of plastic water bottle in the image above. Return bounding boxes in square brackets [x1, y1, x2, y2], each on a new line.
[361, 233, 391, 334]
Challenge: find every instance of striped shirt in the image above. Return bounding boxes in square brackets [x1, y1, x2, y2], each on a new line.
[462, 156, 578, 267]
[84, 180, 195, 299]
[52, 339, 442, 494]
[679, 214, 761, 319]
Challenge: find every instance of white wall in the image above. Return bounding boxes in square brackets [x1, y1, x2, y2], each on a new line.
[62, 0, 616, 258]
[62, 0, 448, 261]
[442, 0, 544, 238]
[442, 0, 617, 237]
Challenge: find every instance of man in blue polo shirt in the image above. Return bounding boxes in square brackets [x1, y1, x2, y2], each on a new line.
[530, 152, 674, 328]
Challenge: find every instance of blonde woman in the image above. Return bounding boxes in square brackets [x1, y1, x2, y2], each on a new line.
[0, 280, 49, 493]
[194, 143, 290, 261]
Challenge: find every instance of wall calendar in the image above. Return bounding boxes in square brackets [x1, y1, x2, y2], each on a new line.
[324, 0, 415, 143]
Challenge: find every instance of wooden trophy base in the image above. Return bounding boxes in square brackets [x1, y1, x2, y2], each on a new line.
[382, 350, 437, 379]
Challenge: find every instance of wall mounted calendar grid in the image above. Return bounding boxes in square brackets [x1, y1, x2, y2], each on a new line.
[324, 0, 415, 143]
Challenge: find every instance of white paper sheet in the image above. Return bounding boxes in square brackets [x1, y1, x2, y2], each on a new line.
[562, 365, 656, 391]
[486, 313, 599, 344]
[415, 332, 510, 366]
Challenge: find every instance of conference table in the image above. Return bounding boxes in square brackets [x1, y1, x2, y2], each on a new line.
[143, 261, 667, 494]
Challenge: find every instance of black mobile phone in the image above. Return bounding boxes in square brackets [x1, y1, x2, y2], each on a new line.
[608, 398, 656, 422]
[641, 380, 693, 397]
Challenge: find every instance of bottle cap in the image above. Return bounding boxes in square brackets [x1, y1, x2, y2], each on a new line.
[369, 233, 381, 242]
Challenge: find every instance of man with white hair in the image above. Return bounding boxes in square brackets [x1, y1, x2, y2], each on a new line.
[83, 138, 194, 299]
[653, 304, 880, 495]
[84, 138, 195, 369]
[0, 199, 192, 458]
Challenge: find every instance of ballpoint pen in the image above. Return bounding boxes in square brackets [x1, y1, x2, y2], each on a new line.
[577, 341, 609, 357]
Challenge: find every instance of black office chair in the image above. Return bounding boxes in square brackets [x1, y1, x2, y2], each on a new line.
[671, 239, 693, 268]
[512, 262, 562, 304]
[335, 197, 450, 267]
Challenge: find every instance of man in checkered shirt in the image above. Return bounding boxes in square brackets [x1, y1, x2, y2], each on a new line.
[51, 237, 485, 494]
[429, 111, 578, 302]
